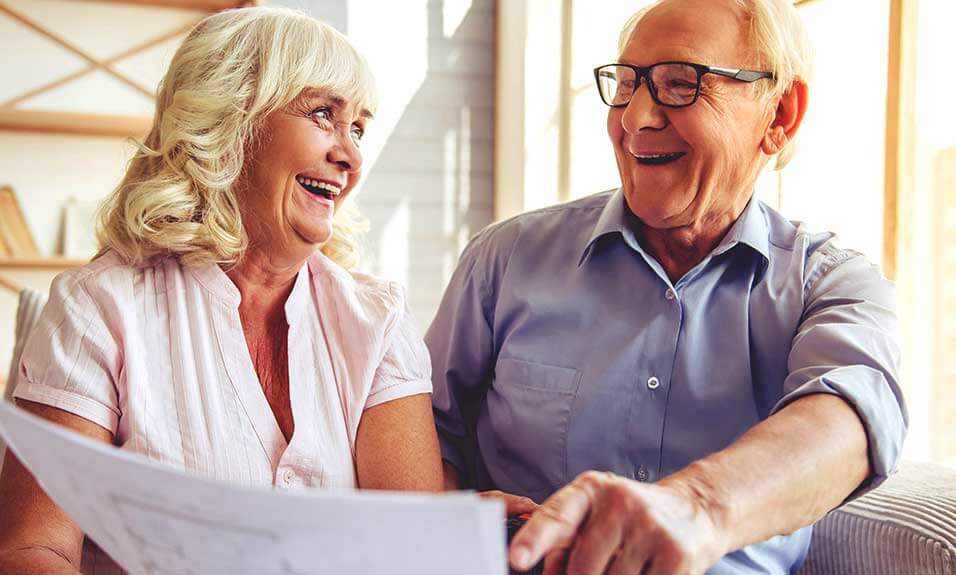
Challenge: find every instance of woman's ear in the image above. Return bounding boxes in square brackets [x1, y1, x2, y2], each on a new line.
[761, 80, 809, 155]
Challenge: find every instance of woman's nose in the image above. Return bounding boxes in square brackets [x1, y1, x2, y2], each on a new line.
[328, 132, 362, 173]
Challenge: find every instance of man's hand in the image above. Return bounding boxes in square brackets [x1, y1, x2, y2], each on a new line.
[508, 471, 727, 575]
[479, 490, 539, 516]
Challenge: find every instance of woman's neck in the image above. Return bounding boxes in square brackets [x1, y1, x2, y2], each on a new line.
[225, 248, 306, 319]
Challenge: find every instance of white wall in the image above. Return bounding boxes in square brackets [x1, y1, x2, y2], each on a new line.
[0, 0, 496, 388]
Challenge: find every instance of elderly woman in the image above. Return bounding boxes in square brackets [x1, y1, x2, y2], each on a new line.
[0, 7, 442, 574]
[428, 0, 906, 574]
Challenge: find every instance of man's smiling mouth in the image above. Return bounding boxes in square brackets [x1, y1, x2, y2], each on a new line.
[633, 152, 687, 166]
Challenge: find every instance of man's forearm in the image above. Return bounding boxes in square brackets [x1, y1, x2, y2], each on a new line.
[660, 393, 870, 554]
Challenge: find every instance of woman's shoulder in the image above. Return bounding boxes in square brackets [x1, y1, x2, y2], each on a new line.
[306, 252, 407, 319]
[50, 251, 179, 311]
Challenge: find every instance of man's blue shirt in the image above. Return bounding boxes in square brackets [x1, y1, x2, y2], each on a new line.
[426, 189, 907, 574]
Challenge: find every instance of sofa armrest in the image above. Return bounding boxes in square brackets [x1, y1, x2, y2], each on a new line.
[1, 287, 48, 467]
[800, 461, 956, 575]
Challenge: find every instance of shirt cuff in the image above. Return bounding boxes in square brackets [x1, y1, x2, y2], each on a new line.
[771, 365, 906, 500]
[13, 381, 119, 434]
[364, 379, 433, 410]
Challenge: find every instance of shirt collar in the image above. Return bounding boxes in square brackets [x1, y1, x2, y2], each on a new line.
[579, 189, 770, 266]
[189, 254, 315, 313]
[579, 189, 642, 265]
[710, 196, 770, 263]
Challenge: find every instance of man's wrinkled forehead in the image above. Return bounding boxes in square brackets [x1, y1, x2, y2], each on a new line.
[622, 0, 751, 65]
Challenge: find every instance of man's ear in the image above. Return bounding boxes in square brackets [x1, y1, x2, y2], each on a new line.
[761, 80, 808, 155]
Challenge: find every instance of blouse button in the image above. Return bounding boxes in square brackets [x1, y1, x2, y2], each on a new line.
[283, 469, 296, 485]
[665, 288, 676, 301]
[637, 466, 650, 482]
[647, 376, 661, 390]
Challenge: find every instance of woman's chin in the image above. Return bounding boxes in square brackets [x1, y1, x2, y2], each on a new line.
[288, 224, 333, 250]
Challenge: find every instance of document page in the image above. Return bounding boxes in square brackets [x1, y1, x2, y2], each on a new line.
[0, 402, 506, 575]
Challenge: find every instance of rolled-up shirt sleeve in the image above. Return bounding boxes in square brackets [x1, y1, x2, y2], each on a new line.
[425, 232, 499, 484]
[13, 271, 122, 434]
[365, 286, 434, 410]
[772, 243, 907, 498]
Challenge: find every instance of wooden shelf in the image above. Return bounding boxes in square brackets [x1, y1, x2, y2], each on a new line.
[0, 258, 88, 270]
[0, 109, 152, 139]
[0, 258, 87, 295]
[76, 0, 255, 10]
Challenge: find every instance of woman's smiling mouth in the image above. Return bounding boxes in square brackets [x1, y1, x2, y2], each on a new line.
[295, 175, 341, 200]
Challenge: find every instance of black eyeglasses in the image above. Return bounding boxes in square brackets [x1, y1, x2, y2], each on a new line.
[594, 61, 774, 109]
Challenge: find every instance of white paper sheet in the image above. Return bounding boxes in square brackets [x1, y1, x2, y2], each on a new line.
[0, 402, 506, 575]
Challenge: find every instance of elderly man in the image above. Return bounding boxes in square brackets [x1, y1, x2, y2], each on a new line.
[426, 0, 907, 574]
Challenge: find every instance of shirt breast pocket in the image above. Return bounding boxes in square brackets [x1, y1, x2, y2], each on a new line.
[486, 357, 581, 500]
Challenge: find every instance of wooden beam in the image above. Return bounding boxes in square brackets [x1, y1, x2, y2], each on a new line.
[0, 274, 24, 296]
[556, 0, 573, 203]
[883, 0, 919, 280]
[2, 66, 98, 109]
[2, 17, 200, 109]
[493, 0, 526, 220]
[0, 109, 151, 138]
[76, 0, 252, 10]
[0, 258, 89, 270]
[0, 3, 156, 99]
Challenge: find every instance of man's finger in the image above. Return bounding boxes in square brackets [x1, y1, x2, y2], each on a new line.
[508, 481, 594, 571]
[606, 528, 653, 575]
[565, 509, 624, 575]
[542, 546, 570, 575]
[479, 491, 540, 515]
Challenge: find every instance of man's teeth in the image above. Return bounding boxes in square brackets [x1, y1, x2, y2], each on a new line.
[633, 152, 685, 165]
[635, 153, 682, 159]
[295, 176, 341, 196]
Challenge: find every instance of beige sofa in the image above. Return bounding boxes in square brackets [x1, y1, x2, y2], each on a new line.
[801, 460, 956, 574]
[3, 288, 955, 573]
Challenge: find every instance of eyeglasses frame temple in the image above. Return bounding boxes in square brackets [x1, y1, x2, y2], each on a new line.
[707, 65, 776, 83]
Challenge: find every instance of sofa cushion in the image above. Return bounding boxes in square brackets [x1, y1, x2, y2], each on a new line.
[801, 461, 956, 575]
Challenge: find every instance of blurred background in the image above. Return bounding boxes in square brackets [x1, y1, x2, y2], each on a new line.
[0, 0, 952, 467]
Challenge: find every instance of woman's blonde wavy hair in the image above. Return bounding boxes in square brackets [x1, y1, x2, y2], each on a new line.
[97, 6, 376, 269]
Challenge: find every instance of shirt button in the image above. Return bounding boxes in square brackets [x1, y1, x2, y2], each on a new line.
[647, 376, 661, 390]
[283, 469, 296, 485]
[665, 288, 676, 300]
[637, 466, 650, 482]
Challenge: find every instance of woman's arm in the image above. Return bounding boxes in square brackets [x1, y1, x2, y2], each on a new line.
[354, 393, 443, 491]
[0, 400, 112, 575]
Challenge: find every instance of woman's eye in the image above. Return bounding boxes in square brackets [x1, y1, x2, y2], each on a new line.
[311, 107, 333, 123]
[350, 125, 364, 143]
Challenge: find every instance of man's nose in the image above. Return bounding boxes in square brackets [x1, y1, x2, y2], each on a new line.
[620, 80, 665, 134]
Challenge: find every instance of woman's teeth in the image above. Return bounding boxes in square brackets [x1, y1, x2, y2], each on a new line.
[295, 176, 341, 199]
